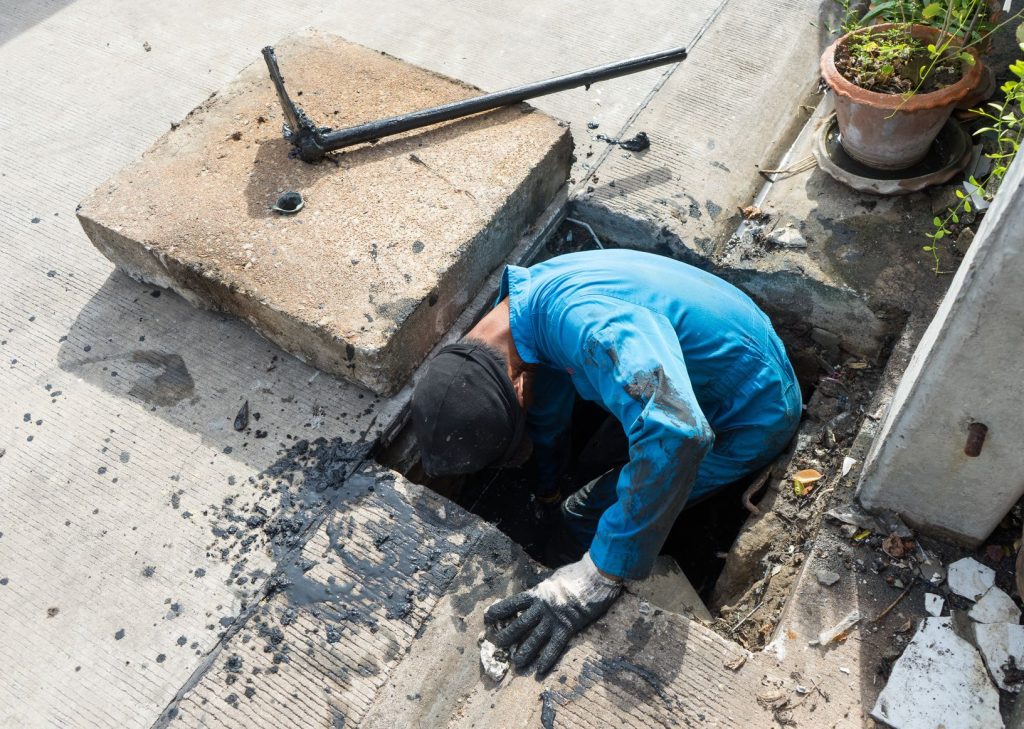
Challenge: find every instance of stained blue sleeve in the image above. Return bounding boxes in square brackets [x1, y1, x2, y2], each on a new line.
[564, 298, 715, 580]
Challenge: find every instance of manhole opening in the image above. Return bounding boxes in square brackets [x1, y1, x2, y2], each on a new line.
[376, 218, 895, 634]
[451, 396, 769, 604]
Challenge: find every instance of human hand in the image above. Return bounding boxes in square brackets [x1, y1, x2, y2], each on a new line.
[484, 552, 622, 677]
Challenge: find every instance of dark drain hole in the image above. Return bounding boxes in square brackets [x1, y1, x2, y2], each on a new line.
[454, 398, 762, 603]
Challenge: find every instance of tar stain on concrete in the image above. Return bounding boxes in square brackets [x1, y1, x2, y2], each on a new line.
[127, 351, 194, 406]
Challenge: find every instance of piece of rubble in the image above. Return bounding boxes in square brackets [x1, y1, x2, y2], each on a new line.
[969, 587, 1022, 625]
[975, 623, 1024, 692]
[816, 569, 841, 587]
[918, 553, 946, 586]
[841, 456, 857, 477]
[478, 638, 510, 682]
[825, 504, 910, 537]
[817, 610, 860, 646]
[947, 557, 996, 601]
[924, 593, 944, 617]
[872, 618, 1003, 728]
[767, 226, 807, 249]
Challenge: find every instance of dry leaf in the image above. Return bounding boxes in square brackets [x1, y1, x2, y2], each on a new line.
[883, 533, 908, 559]
[793, 468, 823, 496]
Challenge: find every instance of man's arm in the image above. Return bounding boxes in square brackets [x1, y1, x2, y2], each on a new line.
[485, 298, 714, 677]
[570, 299, 715, 580]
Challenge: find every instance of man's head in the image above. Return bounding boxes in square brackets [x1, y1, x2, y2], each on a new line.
[411, 339, 530, 478]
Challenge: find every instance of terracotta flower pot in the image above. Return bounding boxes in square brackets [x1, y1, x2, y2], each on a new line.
[821, 23, 983, 170]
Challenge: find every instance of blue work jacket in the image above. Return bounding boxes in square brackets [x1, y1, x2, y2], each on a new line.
[498, 249, 801, 580]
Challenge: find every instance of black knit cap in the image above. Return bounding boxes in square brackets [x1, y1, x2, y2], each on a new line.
[411, 342, 526, 477]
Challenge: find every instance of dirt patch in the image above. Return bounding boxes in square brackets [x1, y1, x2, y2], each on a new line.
[711, 354, 883, 649]
[834, 28, 962, 95]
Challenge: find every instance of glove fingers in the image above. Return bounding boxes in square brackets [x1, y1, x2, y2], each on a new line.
[511, 615, 552, 670]
[484, 592, 535, 623]
[492, 602, 545, 648]
[533, 620, 572, 677]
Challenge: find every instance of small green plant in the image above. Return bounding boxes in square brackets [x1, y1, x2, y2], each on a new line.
[925, 47, 1024, 273]
[839, 25, 957, 93]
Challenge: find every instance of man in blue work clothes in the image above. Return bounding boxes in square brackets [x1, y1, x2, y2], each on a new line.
[411, 249, 801, 677]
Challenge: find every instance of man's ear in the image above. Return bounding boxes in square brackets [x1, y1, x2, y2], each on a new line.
[511, 371, 530, 409]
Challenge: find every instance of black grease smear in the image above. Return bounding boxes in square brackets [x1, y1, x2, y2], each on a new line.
[234, 401, 250, 432]
[596, 131, 650, 152]
[540, 690, 556, 729]
[128, 351, 194, 406]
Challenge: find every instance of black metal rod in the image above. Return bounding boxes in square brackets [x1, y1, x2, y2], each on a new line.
[320, 46, 687, 151]
[263, 45, 687, 161]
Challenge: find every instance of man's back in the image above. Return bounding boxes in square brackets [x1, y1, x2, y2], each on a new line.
[502, 249, 785, 427]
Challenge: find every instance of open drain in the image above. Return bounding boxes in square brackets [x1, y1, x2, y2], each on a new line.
[813, 113, 971, 195]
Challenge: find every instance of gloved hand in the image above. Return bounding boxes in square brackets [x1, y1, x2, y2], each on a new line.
[484, 552, 623, 677]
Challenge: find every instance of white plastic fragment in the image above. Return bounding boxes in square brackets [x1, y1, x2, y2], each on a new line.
[975, 623, 1024, 692]
[947, 557, 996, 601]
[872, 618, 1003, 729]
[924, 593, 944, 617]
[479, 639, 510, 682]
[841, 456, 857, 477]
[817, 610, 861, 646]
[969, 587, 1022, 625]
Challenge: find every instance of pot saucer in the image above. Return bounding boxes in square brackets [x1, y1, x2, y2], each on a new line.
[813, 113, 971, 195]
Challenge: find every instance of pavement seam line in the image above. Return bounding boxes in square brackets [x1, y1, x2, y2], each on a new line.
[571, 0, 733, 195]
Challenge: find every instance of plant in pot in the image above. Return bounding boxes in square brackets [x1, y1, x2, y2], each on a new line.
[821, 17, 984, 169]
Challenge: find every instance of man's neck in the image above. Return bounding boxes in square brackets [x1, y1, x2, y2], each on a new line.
[466, 299, 528, 376]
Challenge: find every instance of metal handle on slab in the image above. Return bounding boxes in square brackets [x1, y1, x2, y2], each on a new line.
[262, 44, 688, 162]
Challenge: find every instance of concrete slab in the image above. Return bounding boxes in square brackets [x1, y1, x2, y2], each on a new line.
[166, 465, 787, 728]
[858, 153, 1024, 545]
[575, 0, 828, 255]
[632, 555, 713, 623]
[77, 31, 572, 396]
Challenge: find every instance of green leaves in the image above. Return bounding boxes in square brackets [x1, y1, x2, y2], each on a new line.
[921, 3, 944, 19]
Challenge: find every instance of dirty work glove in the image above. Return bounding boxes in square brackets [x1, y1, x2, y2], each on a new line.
[484, 552, 623, 677]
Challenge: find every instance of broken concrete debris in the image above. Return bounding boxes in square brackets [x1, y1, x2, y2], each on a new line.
[872, 618, 1004, 729]
[815, 569, 841, 587]
[478, 637, 510, 682]
[975, 623, 1024, 692]
[766, 226, 807, 249]
[948, 557, 996, 601]
[876, 546, 1023, 719]
[969, 587, 1022, 625]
